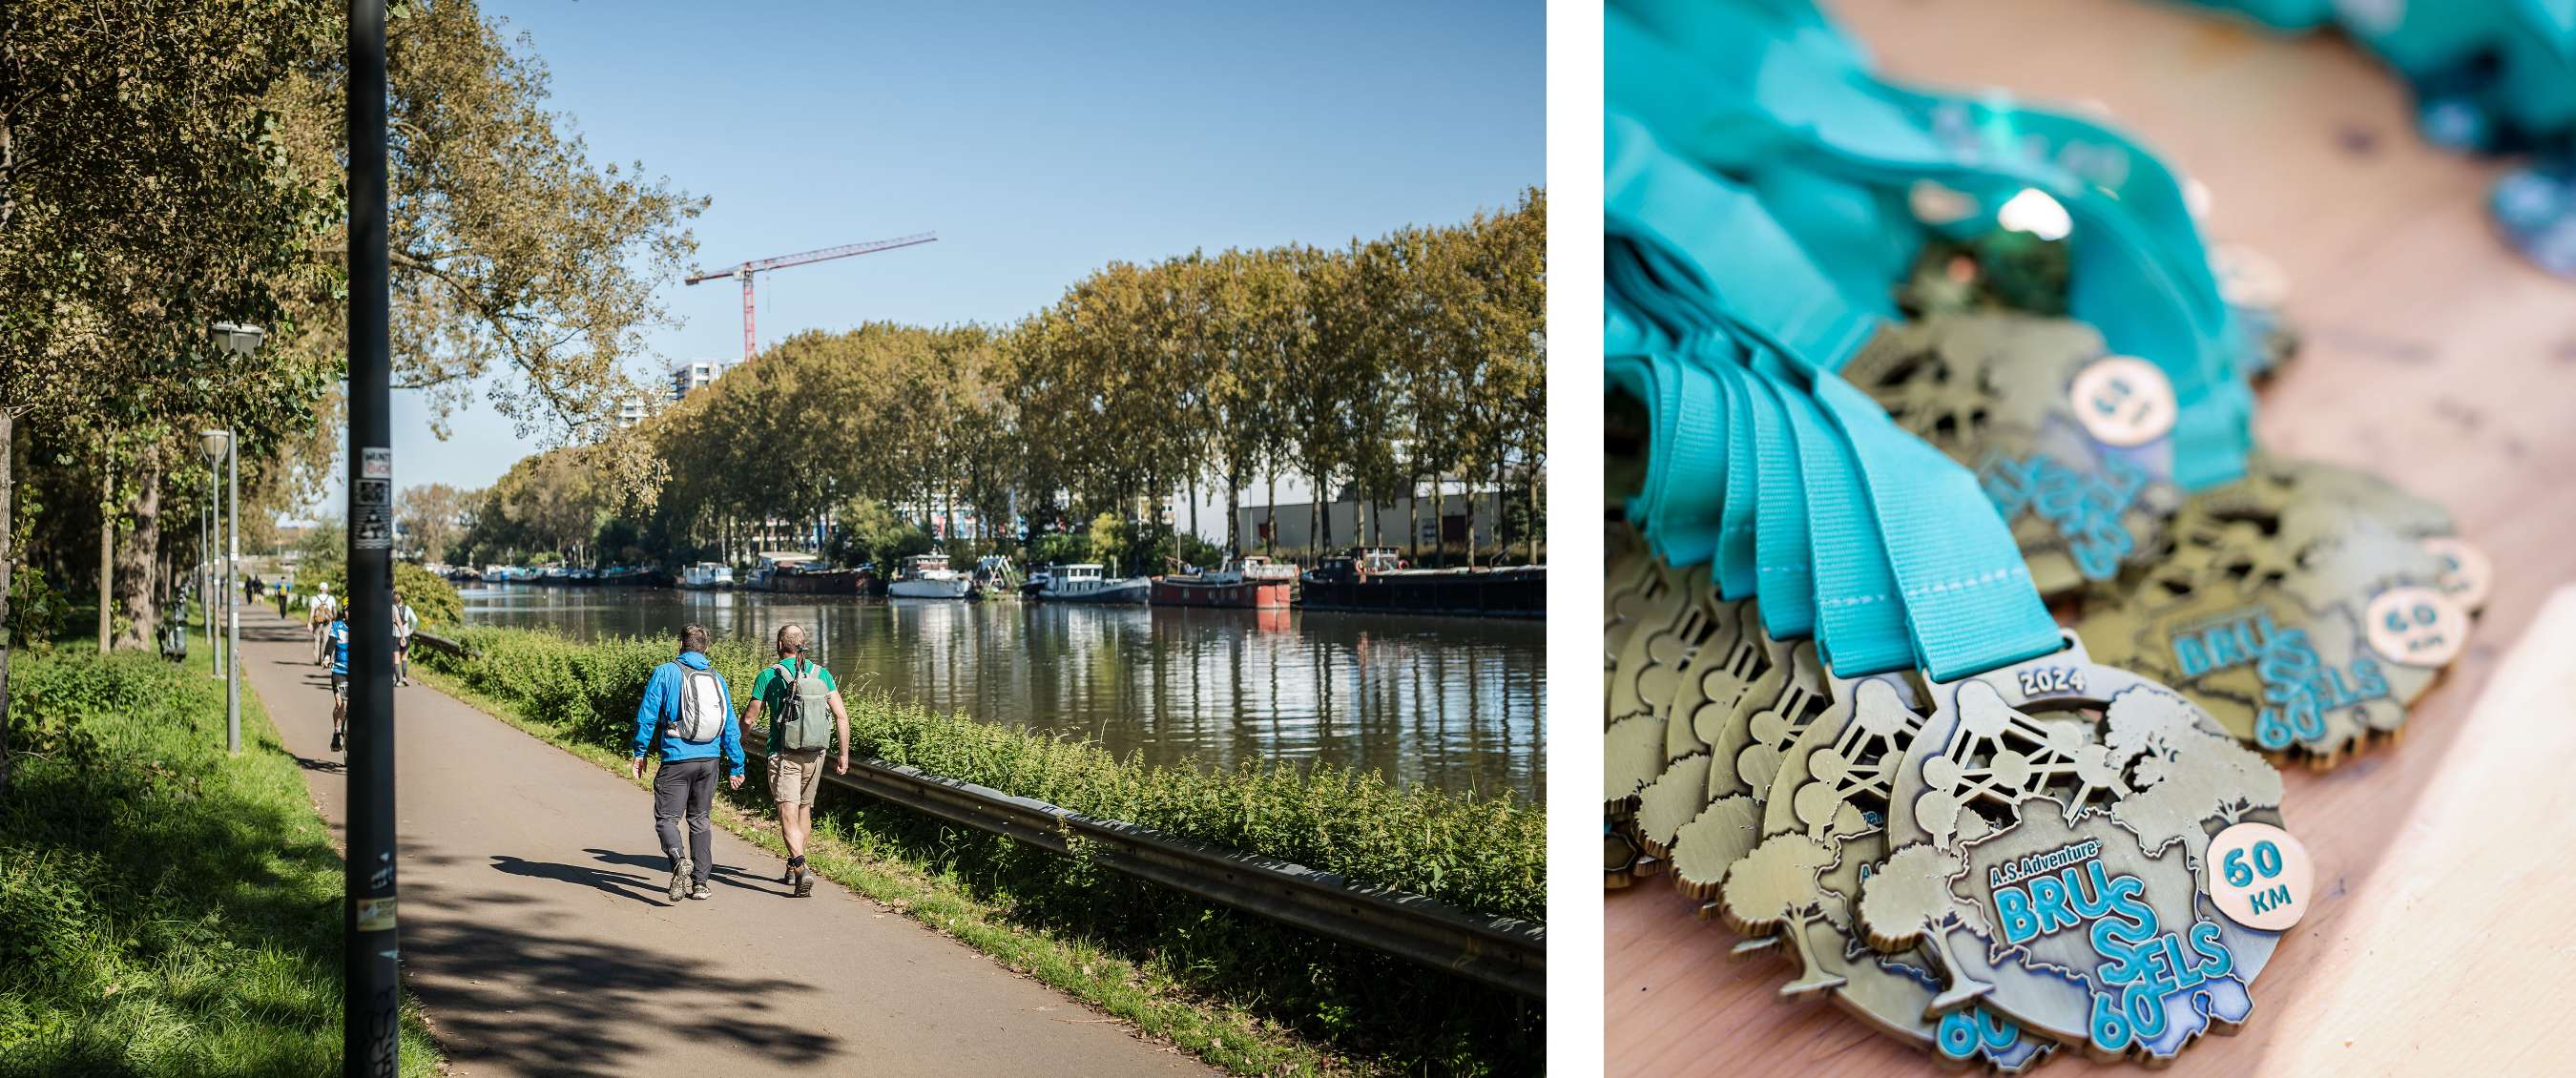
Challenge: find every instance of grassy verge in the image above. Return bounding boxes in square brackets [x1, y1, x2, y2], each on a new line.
[417, 627, 1545, 1076]
[0, 634, 447, 1076]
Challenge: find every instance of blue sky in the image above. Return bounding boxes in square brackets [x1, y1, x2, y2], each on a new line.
[381, 0, 1544, 503]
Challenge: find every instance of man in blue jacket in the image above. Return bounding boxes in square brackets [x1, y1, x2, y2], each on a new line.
[630, 623, 744, 902]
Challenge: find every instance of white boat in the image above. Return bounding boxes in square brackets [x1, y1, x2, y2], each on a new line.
[678, 562, 735, 590]
[1029, 563, 1150, 604]
[887, 553, 974, 599]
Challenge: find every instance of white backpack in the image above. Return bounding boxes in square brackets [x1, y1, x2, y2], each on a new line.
[668, 667, 728, 743]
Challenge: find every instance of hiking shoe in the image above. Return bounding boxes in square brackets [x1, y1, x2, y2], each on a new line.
[794, 868, 815, 898]
[668, 857, 693, 902]
[330, 730, 343, 752]
[688, 885, 713, 901]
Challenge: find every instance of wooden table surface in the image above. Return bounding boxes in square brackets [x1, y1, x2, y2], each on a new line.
[1605, 1, 2576, 1073]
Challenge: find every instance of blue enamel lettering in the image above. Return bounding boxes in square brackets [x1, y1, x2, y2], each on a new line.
[1995, 883, 2040, 945]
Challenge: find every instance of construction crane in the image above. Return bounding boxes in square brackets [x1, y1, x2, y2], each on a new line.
[685, 232, 937, 362]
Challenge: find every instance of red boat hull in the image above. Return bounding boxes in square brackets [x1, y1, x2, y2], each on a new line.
[1149, 577, 1294, 609]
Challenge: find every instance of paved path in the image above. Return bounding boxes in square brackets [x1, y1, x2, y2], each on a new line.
[235, 606, 1204, 1077]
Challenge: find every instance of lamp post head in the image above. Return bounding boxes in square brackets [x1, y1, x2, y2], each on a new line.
[209, 321, 266, 357]
[198, 428, 232, 464]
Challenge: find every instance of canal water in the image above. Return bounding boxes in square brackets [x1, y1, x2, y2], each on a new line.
[460, 585, 1547, 800]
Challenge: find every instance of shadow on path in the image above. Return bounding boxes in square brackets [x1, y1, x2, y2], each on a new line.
[403, 872, 841, 1075]
[289, 752, 344, 776]
[585, 848, 791, 897]
[488, 854, 662, 906]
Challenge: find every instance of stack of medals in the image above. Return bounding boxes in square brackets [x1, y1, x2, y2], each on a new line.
[1604, 0, 2481, 1065]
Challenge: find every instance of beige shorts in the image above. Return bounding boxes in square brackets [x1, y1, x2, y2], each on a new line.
[768, 748, 827, 806]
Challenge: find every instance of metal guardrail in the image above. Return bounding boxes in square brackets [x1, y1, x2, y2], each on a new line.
[741, 736, 1547, 999]
[411, 630, 471, 658]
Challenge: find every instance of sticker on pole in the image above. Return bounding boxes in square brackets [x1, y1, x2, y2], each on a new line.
[354, 447, 394, 550]
[356, 896, 398, 932]
[2207, 822, 2313, 931]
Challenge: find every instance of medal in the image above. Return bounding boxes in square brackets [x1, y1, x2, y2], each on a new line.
[1841, 313, 2184, 595]
[1865, 634, 2295, 1060]
[2074, 458, 2473, 763]
[1718, 667, 2051, 1068]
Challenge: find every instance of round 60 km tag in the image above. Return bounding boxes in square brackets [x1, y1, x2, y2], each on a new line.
[2067, 356, 2175, 447]
[2362, 586, 2469, 668]
[2207, 822, 2314, 932]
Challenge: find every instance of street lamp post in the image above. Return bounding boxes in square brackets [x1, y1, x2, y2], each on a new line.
[204, 324, 263, 754]
[198, 428, 238, 753]
[200, 499, 214, 659]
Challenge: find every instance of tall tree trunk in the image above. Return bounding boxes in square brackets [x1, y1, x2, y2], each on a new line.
[96, 469, 114, 653]
[1186, 471, 1200, 565]
[1263, 467, 1277, 558]
[1406, 475, 1421, 566]
[1463, 466, 1480, 571]
[113, 447, 161, 651]
[1224, 470, 1241, 559]
[1527, 451, 1542, 566]
[1309, 468, 1325, 558]
[1432, 472, 1448, 569]
[1, 410, 15, 795]
[1494, 457, 1510, 568]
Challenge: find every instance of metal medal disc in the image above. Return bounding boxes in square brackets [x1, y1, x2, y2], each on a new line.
[1632, 591, 1752, 860]
[2076, 489, 2455, 763]
[1842, 314, 2181, 597]
[1615, 567, 1748, 889]
[1867, 632, 2293, 1062]
[1607, 564, 1704, 812]
[1668, 623, 1830, 902]
[1718, 668, 2050, 1069]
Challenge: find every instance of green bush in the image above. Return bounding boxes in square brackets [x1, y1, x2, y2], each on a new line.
[295, 560, 463, 626]
[0, 649, 444, 1075]
[5, 565, 73, 648]
[420, 624, 1543, 921]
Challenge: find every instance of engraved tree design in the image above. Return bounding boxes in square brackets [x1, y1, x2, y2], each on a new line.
[2104, 690, 2282, 873]
[1672, 794, 1764, 900]
[1730, 641, 1827, 798]
[1721, 832, 1848, 995]
[1858, 843, 1995, 1016]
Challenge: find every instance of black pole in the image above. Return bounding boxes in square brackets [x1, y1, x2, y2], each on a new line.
[343, 2, 398, 1075]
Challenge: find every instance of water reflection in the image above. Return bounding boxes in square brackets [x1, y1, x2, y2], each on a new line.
[459, 585, 1545, 799]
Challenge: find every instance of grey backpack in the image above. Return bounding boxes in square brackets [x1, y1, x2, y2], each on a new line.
[773, 658, 834, 752]
[669, 666, 728, 744]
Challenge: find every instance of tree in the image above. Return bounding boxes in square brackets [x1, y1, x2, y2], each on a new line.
[398, 482, 474, 563]
[2105, 689, 2282, 872]
[1720, 833, 1848, 995]
[1857, 843, 1995, 1013]
[267, 0, 702, 498]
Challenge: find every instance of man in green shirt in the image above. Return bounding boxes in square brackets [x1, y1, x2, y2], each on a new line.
[742, 623, 849, 897]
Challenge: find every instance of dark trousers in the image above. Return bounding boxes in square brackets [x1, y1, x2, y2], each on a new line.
[653, 757, 717, 886]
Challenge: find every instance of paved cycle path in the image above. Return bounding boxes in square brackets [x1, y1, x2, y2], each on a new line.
[235, 606, 1204, 1077]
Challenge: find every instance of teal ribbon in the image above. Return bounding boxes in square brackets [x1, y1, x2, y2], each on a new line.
[1609, 125, 2064, 680]
[1608, 1, 2255, 489]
